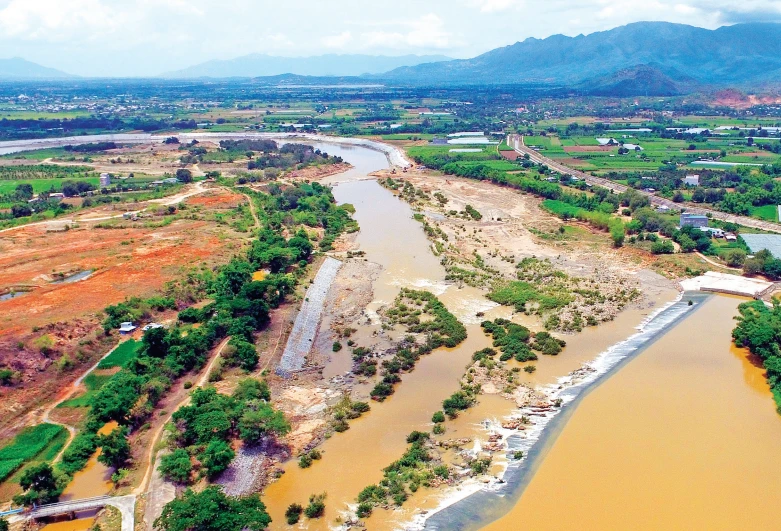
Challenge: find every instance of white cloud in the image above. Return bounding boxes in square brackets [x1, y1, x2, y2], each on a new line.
[1, 0, 780, 76]
[466, 0, 516, 12]
[361, 13, 452, 49]
[0, 0, 121, 40]
[322, 31, 352, 49]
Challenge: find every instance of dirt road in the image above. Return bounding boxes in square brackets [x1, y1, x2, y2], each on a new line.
[510, 135, 781, 235]
[0, 181, 211, 235]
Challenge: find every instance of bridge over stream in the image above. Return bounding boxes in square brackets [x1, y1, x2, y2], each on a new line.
[8, 495, 135, 531]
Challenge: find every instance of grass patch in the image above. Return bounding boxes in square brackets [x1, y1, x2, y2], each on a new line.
[58, 371, 114, 408]
[0, 424, 68, 482]
[97, 340, 141, 369]
[749, 204, 778, 222]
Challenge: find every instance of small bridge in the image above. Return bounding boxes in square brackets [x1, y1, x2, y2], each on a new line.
[12, 494, 136, 531]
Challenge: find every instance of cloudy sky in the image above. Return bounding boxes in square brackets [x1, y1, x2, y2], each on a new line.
[1, 0, 780, 77]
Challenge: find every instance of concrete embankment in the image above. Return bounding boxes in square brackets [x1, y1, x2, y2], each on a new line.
[422, 293, 701, 530]
[276, 257, 343, 377]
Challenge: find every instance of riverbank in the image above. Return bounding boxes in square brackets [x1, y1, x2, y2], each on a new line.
[479, 293, 781, 530]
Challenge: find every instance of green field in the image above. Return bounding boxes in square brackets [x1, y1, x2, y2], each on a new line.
[0, 424, 68, 482]
[58, 371, 114, 408]
[1, 148, 72, 160]
[97, 340, 141, 369]
[0, 176, 101, 194]
[749, 204, 779, 222]
[528, 132, 781, 174]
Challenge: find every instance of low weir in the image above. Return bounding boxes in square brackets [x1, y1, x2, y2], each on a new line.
[423, 292, 704, 530]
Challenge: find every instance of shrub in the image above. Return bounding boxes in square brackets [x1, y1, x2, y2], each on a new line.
[285, 503, 303, 525]
[304, 493, 326, 519]
[431, 411, 445, 423]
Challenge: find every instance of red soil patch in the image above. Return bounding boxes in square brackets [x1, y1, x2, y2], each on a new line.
[500, 150, 519, 161]
[186, 189, 246, 208]
[0, 220, 227, 336]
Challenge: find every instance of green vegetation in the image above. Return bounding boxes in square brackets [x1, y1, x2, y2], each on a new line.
[285, 503, 304, 524]
[96, 340, 141, 369]
[480, 319, 566, 362]
[155, 486, 271, 531]
[732, 300, 781, 412]
[372, 290, 466, 400]
[164, 381, 288, 483]
[13, 463, 63, 506]
[0, 424, 68, 482]
[442, 384, 480, 418]
[53, 179, 351, 487]
[304, 493, 327, 519]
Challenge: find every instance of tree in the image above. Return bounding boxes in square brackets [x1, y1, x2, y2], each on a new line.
[672, 191, 685, 203]
[13, 463, 62, 506]
[11, 204, 33, 218]
[159, 449, 193, 484]
[201, 439, 234, 479]
[239, 403, 290, 444]
[97, 426, 131, 469]
[678, 234, 697, 253]
[304, 493, 326, 519]
[651, 240, 675, 254]
[176, 169, 193, 183]
[155, 487, 271, 531]
[225, 339, 258, 371]
[233, 378, 270, 402]
[0, 518, 8, 531]
[14, 183, 33, 200]
[723, 249, 747, 268]
[285, 504, 303, 525]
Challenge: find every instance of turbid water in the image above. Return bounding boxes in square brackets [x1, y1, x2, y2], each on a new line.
[473, 294, 781, 531]
[39, 422, 117, 531]
[261, 143, 509, 529]
[3, 136, 703, 530]
[261, 143, 679, 530]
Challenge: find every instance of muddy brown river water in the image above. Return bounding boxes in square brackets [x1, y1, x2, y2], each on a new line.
[262, 144, 679, 530]
[11, 137, 775, 531]
[480, 294, 781, 531]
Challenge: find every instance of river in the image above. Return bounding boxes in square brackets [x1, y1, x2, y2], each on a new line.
[479, 294, 781, 531]
[259, 142, 679, 530]
[6, 135, 764, 531]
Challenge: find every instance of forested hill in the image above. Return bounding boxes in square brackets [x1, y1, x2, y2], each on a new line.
[380, 22, 781, 88]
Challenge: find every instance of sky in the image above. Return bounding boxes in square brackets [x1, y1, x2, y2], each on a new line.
[1, 0, 780, 77]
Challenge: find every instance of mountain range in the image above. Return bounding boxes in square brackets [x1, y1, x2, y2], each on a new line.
[0, 57, 72, 79]
[5, 22, 781, 96]
[162, 54, 452, 78]
[380, 22, 781, 91]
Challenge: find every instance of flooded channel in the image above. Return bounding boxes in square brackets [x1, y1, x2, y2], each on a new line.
[472, 294, 781, 531]
[262, 142, 506, 528]
[262, 142, 680, 530]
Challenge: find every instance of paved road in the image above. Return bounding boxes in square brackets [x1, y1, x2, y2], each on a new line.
[510, 135, 781, 235]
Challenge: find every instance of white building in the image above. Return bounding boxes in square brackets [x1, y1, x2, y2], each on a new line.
[100, 173, 111, 187]
[684, 175, 700, 186]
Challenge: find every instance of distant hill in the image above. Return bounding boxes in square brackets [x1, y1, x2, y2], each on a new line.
[163, 54, 452, 79]
[0, 57, 73, 79]
[577, 64, 700, 97]
[380, 22, 781, 93]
